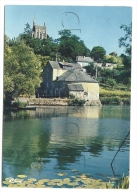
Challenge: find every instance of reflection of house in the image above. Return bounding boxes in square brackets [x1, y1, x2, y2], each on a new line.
[31, 18, 47, 39]
[76, 56, 95, 67]
[38, 61, 100, 104]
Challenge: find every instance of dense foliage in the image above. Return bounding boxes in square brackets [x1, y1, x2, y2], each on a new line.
[4, 36, 41, 100]
[90, 46, 106, 62]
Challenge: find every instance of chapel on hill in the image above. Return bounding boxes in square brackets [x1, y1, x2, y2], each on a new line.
[31, 17, 47, 39]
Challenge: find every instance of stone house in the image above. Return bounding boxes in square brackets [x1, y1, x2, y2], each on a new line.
[38, 61, 100, 105]
[76, 56, 95, 67]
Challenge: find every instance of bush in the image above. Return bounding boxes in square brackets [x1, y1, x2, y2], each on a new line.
[100, 97, 121, 105]
[106, 78, 117, 89]
[122, 98, 130, 105]
[69, 94, 75, 99]
[68, 98, 86, 106]
[12, 101, 27, 108]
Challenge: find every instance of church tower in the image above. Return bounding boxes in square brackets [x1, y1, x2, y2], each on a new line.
[31, 16, 47, 39]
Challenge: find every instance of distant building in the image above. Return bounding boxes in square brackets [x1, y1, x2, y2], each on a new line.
[76, 56, 95, 67]
[37, 61, 100, 105]
[31, 17, 47, 39]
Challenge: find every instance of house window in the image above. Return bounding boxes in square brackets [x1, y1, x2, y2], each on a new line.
[84, 92, 88, 95]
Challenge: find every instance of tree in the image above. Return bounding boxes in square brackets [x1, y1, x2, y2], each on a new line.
[106, 78, 117, 89]
[119, 23, 132, 55]
[83, 62, 96, 77]
[90, 46, 106, 62]
[58, 29, 72, 38]
[109, 52, 117, 57]
[24, 23, 31, 34]
[103, 55, 123, 65]
[4, 39, 41, 98]
[58, 30, 90, 61]
[120, 54, 131, 69]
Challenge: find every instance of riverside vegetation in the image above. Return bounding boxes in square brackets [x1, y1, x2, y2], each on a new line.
[2, 173, 129, 189]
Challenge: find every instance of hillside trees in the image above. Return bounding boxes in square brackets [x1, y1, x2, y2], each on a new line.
[58, 30, 90, 62]
[118, 23, 132, 86]
[4, 37, 41, 99]
[90, 46, 106, 62]
[24, 23, 31, 34]
[119, 23, 132, 56]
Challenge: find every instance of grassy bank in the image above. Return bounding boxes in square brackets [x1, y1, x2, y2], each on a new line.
[99, 86, 130, 105]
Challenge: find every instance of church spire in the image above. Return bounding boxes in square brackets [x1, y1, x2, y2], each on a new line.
[33, 13, 36, 26]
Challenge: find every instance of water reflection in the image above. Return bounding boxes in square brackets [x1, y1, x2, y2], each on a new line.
[3, 106, 130, 182]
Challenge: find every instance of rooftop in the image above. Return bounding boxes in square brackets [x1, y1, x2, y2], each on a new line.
[67, 84, 84, 91]
[76, 56, 94, 63]
[57, 69, 98, 83]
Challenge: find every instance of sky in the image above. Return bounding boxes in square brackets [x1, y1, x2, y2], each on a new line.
[5, 5, 132, 56]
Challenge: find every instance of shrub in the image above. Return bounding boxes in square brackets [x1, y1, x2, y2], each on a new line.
[122, 98, 130, 105]
[106, 78, 117, 89]
[12, 101, 27, 108]
[100, 97, 121, 105]
[68, 98, 86, 106]
[69, 94, 75, 99]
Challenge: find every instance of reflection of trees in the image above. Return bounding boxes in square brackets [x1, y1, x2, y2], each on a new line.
[55, 146, 83, 169]
[3, 106, 130, 177]
[87, 137, 104, 156]
[3, 117, 51, 169]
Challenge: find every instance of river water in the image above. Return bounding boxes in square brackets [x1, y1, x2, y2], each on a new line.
[2, 106, 130, 187]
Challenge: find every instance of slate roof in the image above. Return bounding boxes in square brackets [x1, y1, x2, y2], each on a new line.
[67, 84, 84, 91]
[49, 61, 61, 69]
[59, 62, 73, 67]
[34, 25, 46, 30]
[76, 56, 94, 63]
[57, 69, 98, 83]
[59, 62, 81, 69]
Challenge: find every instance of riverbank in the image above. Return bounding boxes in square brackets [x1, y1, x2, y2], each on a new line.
[99, 86, 130, 105]
[10, 97, 101, 107]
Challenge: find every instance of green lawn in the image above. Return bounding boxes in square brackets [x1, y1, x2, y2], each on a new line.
[99, 87, 130, 97]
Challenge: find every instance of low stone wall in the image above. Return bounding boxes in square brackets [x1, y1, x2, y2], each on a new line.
[16, 97, 101, 106]
[29, 98, 70, 106]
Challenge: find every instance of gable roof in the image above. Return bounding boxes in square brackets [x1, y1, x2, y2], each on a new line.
[57, 69, 98, 83]
[59, 62, 82, 69]
[34, 25, 46, 30]
[49, 61, 61, 69]
[76, 56, 94, 63]
[67, 84, 84, 91]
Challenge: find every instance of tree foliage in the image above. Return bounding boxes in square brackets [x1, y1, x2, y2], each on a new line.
[24, 23, 32, 34]
[58, 30, 90, 61]
[4, 39, 41, 98]
[119, 23, 132, 55]
[84, 62, 96, 77]
[90, 46, 106, 62]
[106, 78, 117, 89]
